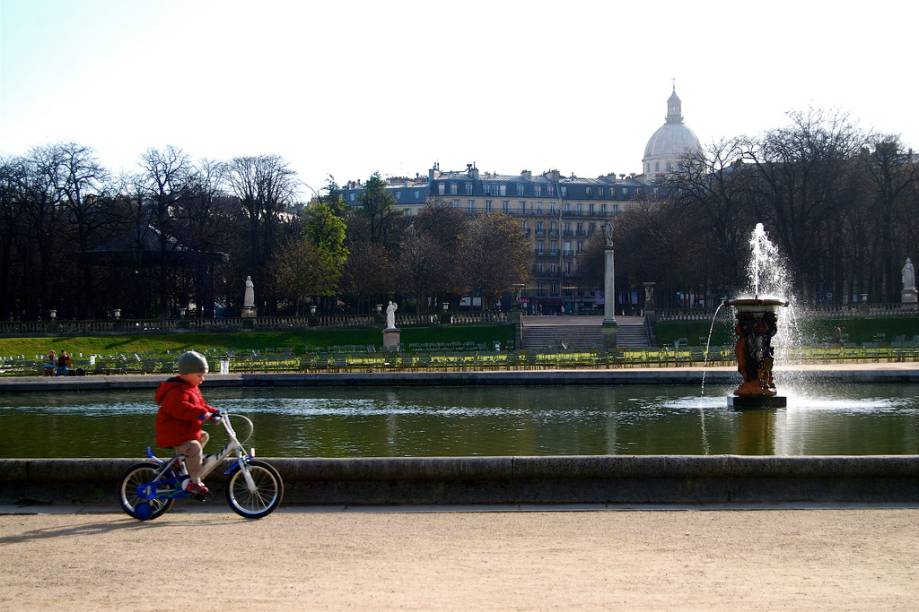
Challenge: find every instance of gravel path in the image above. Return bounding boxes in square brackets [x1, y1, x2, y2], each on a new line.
[2, 507, 918, 610]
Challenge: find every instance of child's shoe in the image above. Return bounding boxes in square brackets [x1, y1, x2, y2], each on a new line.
[184, 481, 210, 498]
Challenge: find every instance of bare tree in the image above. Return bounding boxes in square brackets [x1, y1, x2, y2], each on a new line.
[0, 157, 27, 319]
[57, 143, 110, 317]
[225, 155, 297, 313]
[860, 136, 919, 301]
[459, 213, 532, 309]
[741, 109, 865, 300]
[666, 138, 753, 292]
[138, 145, 191, 317]
[18, 146, 66, 317]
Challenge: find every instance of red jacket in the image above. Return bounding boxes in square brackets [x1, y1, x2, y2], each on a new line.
[154, 378, 217, 448]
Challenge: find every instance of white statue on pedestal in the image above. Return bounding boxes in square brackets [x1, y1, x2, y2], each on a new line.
[244, 276, 255, 309]
[903, 258, 915, 292]
[903, 258, 917, 304]
[385, 301, 398, 329]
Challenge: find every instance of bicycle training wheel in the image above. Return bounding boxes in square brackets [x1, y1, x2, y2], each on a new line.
[118, 462, 175, 521]
[225, 459, 283, 519]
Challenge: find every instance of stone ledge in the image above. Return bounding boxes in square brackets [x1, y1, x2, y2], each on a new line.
[3, 456, 918, 506]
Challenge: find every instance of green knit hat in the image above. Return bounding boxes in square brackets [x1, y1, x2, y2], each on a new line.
[177, 350, 209, 374]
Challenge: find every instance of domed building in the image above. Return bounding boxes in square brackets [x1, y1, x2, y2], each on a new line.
[642, 85, 702, 178]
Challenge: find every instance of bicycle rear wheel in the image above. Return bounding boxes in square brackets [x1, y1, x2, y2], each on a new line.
[118, 462, 175, 521]
[225, 459, 283, 519]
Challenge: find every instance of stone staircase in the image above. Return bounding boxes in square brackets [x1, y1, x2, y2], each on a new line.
[520, 316, 650, 350]
[615, 318, 651, 348]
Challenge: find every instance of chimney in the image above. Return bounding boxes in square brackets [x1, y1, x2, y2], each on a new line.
[521, 170, 531, 179]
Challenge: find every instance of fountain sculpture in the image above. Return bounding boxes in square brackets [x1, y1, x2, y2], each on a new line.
[726, 224, 789, 409]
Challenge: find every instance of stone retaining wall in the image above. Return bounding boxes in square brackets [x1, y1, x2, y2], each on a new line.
[2, 456, 918, 506]
[2, 366, 919, 392]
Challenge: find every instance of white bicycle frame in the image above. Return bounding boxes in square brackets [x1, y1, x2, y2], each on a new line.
[155, 410, 258, 493]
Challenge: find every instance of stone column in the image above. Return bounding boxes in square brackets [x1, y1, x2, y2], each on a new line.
[601, 241, 617, 348]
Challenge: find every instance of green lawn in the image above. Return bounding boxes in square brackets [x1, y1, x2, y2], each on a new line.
[654, 316, 919, 347]
[0, 325, 517, 358]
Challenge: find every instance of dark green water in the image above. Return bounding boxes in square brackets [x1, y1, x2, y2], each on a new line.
[1, 384, 918, 457]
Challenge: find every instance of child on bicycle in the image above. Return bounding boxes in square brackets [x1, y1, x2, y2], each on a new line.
[154, 350, 219, 496]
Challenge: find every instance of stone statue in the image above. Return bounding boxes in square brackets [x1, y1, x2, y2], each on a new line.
[603, 222, 614, 248]
[903, 258, 918, 305]
[903, 258, 916, 292]
[243, 276, 255, 309]
[385, 301, 398, 329]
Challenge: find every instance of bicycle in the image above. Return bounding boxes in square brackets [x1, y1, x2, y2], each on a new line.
[118, 410, 283, 520]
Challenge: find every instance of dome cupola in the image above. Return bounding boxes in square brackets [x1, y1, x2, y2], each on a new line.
[642, 83, 702, 178]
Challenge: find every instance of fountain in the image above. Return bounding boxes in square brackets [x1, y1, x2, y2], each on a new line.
[726, 223, 789, 409]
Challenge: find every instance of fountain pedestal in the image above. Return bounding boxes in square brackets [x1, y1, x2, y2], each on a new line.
[726, 298, 788, 409]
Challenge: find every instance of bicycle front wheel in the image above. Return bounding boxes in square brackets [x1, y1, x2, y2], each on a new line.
[118, 462, 175, 521]
[225, 459, 283, 519]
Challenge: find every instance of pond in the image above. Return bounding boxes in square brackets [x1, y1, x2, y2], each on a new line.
[1, 383, 918, 457]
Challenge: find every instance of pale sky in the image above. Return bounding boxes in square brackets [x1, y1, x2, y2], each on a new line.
[2, 0, 917, 198]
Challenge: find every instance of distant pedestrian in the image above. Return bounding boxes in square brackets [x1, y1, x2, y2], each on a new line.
[55, 350, 71, 376]
[43, 350, 56, 376]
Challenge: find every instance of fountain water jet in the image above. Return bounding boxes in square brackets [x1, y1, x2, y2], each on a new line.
[727, 223, 790, 409]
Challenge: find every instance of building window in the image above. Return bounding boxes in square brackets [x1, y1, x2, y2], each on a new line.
[585, 186, 591, 196]
[564, 202, 571, 214]
[465, 182, 473, 195]
[560, 186, 567, 198]
[450, 183, 458, 195]
[576, 203, 583, 216]
[550, 240, 558, 253]
[452, 199, 460, 208]
[576, 240, 584, 253]
[655, 162, 660, 172]
[516, 183, 525, 196]
[523, 220, 529, 231]
[550, 282, 560, 296]
[549, 221, 557, 232]
[613, 203, 620, 213]
[601, 203, 607, 215]
[588, 203, 595, 215]
[414, 190, 420, 199]
[537, 241, 544, 254]
[485, 200, 493, 212]
[589, 222, 596, 234]
[536, 221, 544, 235]
[468, 200, 476, 212]
[499, 184, 507, 196]
[536, 262, 544, 273]
[438, 183, 445, 195]
[547, 185, 555, 196]
[621, 188, 627, 197]
[576, 222, 583, 235]
[502, 200, 509, 212]
[395, 191, 401, 201]
[534, 185, 542, 196]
